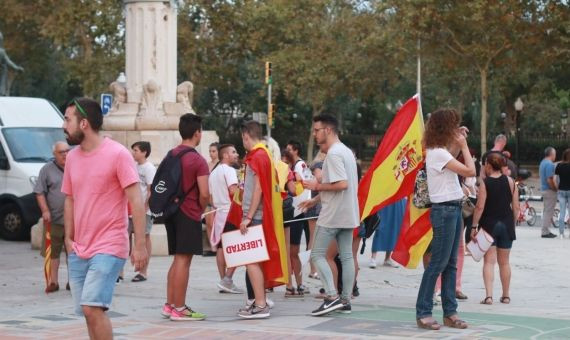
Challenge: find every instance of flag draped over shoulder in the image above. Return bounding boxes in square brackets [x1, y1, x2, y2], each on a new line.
[358, 95, 424, 221]
[225, 143, 288, 288]
[391, 194, 432, 269]
[43, 221, 52, 292]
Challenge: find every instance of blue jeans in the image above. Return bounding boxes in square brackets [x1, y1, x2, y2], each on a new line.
[558, 190, 570, 235]
[416, 203, 462, 319]
[310, 226, 354, 300]
[68, 253, 126, 316]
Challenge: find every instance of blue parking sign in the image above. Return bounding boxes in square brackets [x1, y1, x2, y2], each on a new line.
[101, 94, 113, 115]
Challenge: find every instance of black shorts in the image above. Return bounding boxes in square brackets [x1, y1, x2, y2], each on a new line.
[289, 215, 307, 246]
[165, 211, 203, 255]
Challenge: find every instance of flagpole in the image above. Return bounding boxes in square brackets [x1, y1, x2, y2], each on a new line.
[416, 39, 421, 98]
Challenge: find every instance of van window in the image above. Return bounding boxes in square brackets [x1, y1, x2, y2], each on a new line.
[2, 128, 66, 163]
[0, 141, 8, 170]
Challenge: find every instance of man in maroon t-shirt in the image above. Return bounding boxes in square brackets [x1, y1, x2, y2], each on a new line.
[161, 114, 210, 321]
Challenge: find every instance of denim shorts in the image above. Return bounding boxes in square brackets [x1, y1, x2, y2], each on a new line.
[491, 221, 513, 249]
[68, 253, 126, 316]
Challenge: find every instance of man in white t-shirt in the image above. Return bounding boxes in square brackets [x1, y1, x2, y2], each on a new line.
[300, 114, 359, 316]
[208, 144, 243, 294]
[130, 141, 156, 282]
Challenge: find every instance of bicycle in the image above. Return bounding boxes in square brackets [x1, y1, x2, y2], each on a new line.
[516, 181, 537, 226]
[552, 208, 569, 230]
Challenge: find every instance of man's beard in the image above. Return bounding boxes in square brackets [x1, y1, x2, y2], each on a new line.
[65, 130, 84, 146]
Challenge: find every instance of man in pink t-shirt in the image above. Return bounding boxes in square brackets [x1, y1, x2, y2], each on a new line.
[62, 97, 148, 339]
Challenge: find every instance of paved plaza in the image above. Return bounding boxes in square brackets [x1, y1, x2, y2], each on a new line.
[1, 220, 569, 339]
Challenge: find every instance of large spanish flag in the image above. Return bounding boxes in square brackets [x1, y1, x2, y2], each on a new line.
[391, 194, 432, 269]
[225, 143, 288, 288]
[358, 94, 424, 221]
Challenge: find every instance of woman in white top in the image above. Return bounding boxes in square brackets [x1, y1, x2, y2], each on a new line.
[415, 108, 476, 330]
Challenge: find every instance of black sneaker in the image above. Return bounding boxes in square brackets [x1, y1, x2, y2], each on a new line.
[542, 233, 557, 238]
[311, 296, 343, 316]
[338, 299, 351, 314]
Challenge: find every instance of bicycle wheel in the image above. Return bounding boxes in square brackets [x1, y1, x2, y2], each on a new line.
[552, 208, 560, 228]
[526, 207, 537, 226]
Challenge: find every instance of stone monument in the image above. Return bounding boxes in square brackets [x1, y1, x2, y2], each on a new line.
[102, 0, 218, 164]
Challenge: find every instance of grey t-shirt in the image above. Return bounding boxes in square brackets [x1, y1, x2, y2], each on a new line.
[242, 165, 263, 221]
[317, 142, 359, 228]
[33, 161, 65, 225]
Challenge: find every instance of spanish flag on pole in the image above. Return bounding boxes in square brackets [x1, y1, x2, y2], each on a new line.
[43, 221, 52, 293]
[225, 143, 288, 288]
[358, 94, 425, 221]
[391, 194, 433, 268]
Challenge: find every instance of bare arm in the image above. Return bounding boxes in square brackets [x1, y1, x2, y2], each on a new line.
[228, 183, 238, 196]
[547, 176, 558, 191]
[36, 194, 51, 223]
[64, 196, 74, 253]
[445, 135, 476, 178]
[471, 180, 487, 230]
[510, 177, 520, 222]
[125, 183, 148, 271]
[197, 175, 210, 211]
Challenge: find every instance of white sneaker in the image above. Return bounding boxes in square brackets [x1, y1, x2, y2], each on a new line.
[246, 298, 274, 309]
[383, 259, 399, 268]
[368, 259, 377, 268]
[217, 280, 244, 294]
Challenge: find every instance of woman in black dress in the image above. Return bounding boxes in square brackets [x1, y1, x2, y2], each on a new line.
[471, 152, 519, 305]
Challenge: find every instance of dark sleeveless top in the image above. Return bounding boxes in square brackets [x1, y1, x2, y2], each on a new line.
[480, 175, 516, 240]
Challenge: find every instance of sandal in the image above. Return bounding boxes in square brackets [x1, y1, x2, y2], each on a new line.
[443, 316, 468, 329]
[297, 284, 308, 295]
[500, 296, 510, 304]
[308, 272, 320, 280]
[416, 318, 441, 330]
[480, 296, 493, 305]
[285, 286, 302, 298]
[131, 274, 147, 282]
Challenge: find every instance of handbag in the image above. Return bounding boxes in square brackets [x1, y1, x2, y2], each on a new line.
[461, 197, 475, 218]
[466, 229, 494, 262]
[413, 168, 431, 209]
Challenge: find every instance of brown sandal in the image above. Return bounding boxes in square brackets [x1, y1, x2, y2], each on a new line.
[480, 296, 493, 305]
[443, 316, 468, 329]
[285, 286, 302, 298]
[500, 296, 510, 304]
[416, 318, 441, 330]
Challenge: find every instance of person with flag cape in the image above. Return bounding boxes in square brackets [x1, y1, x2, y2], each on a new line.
[227, 120, 287, 319]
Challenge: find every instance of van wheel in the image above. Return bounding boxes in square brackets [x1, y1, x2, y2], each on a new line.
[0, 203, 28, 240]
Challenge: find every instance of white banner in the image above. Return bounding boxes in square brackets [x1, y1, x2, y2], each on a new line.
[221, 225, 269, 268]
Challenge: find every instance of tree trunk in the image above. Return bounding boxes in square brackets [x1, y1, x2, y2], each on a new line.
[480, 68, 488, 155]
[306, 104, 323, 163]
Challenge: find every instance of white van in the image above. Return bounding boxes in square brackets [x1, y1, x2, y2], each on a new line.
[0, 97, 65, 240]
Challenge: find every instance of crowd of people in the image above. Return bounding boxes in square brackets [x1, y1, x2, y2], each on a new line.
[35, 98, 568, 337]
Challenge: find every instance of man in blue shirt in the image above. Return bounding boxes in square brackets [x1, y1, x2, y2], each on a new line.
[539, 147, 557, 238]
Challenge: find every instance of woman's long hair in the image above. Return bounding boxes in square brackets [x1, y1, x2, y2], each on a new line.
[424, 108, 460, 149]
[562, 148, 570, 163]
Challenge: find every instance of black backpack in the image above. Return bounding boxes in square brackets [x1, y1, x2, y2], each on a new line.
[359, 213, 381, 254]
[149, 147, 197, 219]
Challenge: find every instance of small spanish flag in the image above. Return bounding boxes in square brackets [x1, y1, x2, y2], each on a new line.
[43, 221, 52, 292]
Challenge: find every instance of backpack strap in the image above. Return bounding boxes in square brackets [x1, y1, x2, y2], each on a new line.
[175, 147, 198, 202]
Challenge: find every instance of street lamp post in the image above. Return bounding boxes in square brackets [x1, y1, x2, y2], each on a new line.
[514, 98, 524, 168]
[500, 112, 507, 134]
